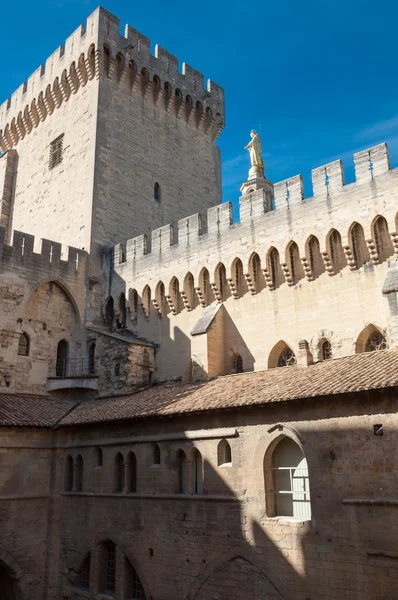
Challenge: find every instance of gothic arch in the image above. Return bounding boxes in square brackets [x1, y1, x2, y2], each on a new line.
[187, 547, 287, 600]
[0, 550, 28, 600]
[19, 277, 82, 326]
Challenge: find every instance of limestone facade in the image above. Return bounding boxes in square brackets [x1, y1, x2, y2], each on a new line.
[1, 6, 398, 600]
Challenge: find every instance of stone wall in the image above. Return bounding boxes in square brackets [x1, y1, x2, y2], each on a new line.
[109, 144, 398, 381]
[0, 427, 59, 600]
[56, 388, 398, 600]
[0, 227, 88, 394]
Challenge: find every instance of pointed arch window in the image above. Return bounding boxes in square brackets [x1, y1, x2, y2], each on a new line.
[267, 248, 284, 289]
[154, 182, 160, 201]
[217, 439, 232, 466]
[233, 353, 243, 373]
[373, 215, 394, 262]
[75, 455, 83, 492]
[350, 222, 369, 268]
[307, 235, 324, 279]
[328, 229, 347, 273]
[56, 339, 69, 377]
[270, 437, 311, 519]
[65, 455, 73, 492]
[153, 444, 161, 465]
[95, 446, 103, 468]
[18, 332, 30, 356]
[320, 339, 332, 360]
[115, 452, 124, 493]
[125, 557, 147, 599]
[78, 554, 90, 590]
[127, 452, 137, 493]
[177, 450, 188, 494]
[192, 449, 203, 495]
[287, 241, 304, 284]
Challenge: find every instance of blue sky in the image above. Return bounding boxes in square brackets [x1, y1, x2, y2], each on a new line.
[1, 0, 398, 220]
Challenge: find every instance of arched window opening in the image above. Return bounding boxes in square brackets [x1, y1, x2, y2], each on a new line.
[217, 439, 232, 466]
[75, 455, 83, 492]
[139, 68, 149, 97]
[320, 339, 332, 361]
[373, 215, 394, 262]
[192, 449, 203, 495]
[114, 363, 120, 377]
[194, 101, 203, 127]
[350, 222, 370, 268]
[233, 353, 243, 374]
[183, 272, 195, 309]
[105, 297, 114, 329]
[95, 446, 103, 468]
[278, 347, 296, 367]
[65, 455, 73, 492]
[103, 44, 111, 76]
[155, 281, 166, 315]
[232, 258, 246, 297]
[328, 229, 347, 273]
[198, 267, 212, 305]
[102, 541, 116, 594]
[115, 453, 124, 493]
[184, 95, 193, 122]
[268, 341, 296, 369]
[306, 235, 325, 279]
[151, 74, 161, 104]
[117, 293, 126, 329]
[115, 52, 125, 82]
[78, 53, 88, 86]
[127, 452, 137, 493]
[126, 60, 137, 89]
[125, 558, 147, 599]
[169, 277, 180, 313]
[248, 252, 262, 292]
[173, 88, 183, 114]
[366, 330, 388, 352]
[356, 324, 388, 353]
[267, 247, 284, 289]
[17, 332, 30, 356]
[154, 182, 160, 201]
[129, 288, 139, 320]
[142, 286, 151, 318]
[177, 450, 188, 494]
[56, 339, 69, 377]
[287, 241, 304, 284]
[215, 263, 228, 301]
[69, 61, 79, 93]
[271, 437, 311, 519]
[153, 444, 161, 465]
[78, 554, 91, 590]
[88, 44, 96, 79]
[88, 342, 96, 374]
[164, 81, 172, 109]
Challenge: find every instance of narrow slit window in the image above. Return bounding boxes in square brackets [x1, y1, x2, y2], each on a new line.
[154, 182, 160, 201]
[49, 134, 64, 170]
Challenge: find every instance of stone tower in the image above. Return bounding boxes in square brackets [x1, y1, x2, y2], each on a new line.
[0, 7, 224, 256]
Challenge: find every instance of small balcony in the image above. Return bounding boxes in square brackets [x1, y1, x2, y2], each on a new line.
[47, 358, 99, 392]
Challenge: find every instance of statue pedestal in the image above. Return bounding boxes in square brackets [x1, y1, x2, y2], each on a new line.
[239, 172, 274, 215]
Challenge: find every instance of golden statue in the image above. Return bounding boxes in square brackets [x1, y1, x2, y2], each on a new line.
[245, 130, 264, 174]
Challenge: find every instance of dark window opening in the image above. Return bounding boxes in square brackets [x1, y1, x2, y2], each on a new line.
[18, 332, 30, 356]
[153, 444, 161, 465]
[56, 339, 69, 377]
[154, 182, 160, 201]
[105, 542, 116, 593]
[78, 555, 90, 590]
[49, 134, 64, 170]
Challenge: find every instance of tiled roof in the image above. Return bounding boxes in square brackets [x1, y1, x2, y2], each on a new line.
[60, 350, 398, 426]
[0, 394, 77, 427]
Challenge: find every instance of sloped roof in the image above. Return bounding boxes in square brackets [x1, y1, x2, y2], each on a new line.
[0, 394, 77, 427]
[60, 350, 398, 426]
[190, 304, 223, 335]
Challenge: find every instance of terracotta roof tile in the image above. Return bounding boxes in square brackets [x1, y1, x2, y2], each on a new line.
[0, 394, 77, 427]
[60, 350, 398, 426]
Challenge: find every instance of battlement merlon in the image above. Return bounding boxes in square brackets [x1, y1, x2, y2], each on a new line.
[0, 6, 225, 146]
[0, 227, 88, 275]
[114, 142, 398, 266]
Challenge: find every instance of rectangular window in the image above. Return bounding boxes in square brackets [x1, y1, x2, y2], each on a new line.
[49, 134, 64, 170]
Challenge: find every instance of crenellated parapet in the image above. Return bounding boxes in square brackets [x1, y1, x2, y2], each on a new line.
[0, 7, 225, 152]
[0, 227, 88, 280]
[97, 9, 224, 141]
[112, 142, 398, 305]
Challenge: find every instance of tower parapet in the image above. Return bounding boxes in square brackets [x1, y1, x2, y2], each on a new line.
[0, 7, 224, 152]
